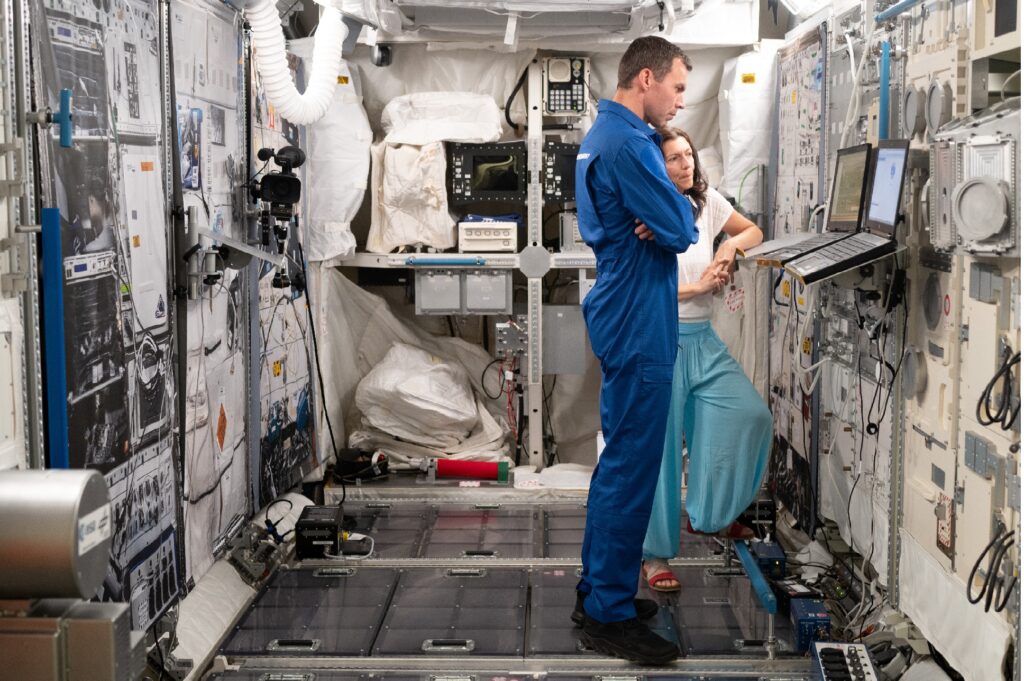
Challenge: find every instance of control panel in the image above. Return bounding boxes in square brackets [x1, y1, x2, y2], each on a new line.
[812, 642, 880, 681]
[543, 142, 579, 202]
[543, 56, 590, 116]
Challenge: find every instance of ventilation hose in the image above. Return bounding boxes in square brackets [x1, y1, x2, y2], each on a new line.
[246, 0, 348, 125]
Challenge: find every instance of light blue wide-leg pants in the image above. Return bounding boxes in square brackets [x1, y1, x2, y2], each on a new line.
[642, 320, 773, 560]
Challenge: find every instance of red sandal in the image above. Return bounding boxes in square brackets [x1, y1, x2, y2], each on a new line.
[642, 559, 681, 592]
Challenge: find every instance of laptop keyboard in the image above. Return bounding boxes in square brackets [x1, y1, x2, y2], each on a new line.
[788, 232, 893, 276]
[757, 232, 849, 263]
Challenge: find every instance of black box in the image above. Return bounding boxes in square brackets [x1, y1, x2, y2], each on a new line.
[751, 541, 786, 579]
[295, 505, 344, 560]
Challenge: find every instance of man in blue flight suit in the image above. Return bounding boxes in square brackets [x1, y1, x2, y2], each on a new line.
[571, 36, 698, 665]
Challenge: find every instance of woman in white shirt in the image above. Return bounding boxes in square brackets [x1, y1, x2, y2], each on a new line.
[639, 127, 774, 592]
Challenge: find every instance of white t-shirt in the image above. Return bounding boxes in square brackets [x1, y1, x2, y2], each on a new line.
[677, 187, 734, 321]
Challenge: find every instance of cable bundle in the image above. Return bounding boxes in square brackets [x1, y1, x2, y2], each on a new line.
[967, 529, 1018, 613]
[977, 347, 1021, 431]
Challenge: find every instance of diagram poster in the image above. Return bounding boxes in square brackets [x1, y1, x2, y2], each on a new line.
[32, 0, 178, 631]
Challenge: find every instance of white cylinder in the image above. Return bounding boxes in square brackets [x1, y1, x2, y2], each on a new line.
[0, 469, 112, 599]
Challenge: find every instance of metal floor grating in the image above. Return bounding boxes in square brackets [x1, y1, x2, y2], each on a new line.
[211, 497, 810, 680]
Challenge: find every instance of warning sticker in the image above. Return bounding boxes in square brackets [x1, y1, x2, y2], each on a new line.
[741, 73, 756, 84]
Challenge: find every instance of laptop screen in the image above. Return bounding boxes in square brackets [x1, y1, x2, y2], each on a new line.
[826, 144, 872, 233]
[865, 140, 910, 236]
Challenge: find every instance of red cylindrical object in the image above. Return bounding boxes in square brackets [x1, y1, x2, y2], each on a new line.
[435, 459, 509, 481]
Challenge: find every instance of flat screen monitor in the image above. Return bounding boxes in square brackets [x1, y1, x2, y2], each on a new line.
[865, 139, 910, 237]
[447, 142, 528, 205]
[825, 143, 872, 232]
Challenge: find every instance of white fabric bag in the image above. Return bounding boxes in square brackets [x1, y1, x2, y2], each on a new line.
[355, 343, 479, 448]
[367, 92, 501, 253]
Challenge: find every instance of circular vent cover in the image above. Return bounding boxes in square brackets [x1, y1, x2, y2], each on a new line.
[926, 79, 953, 135]
[902, 347, 927, 398]
[952, 176, 1010, 242]
[903, 87, 926, 137]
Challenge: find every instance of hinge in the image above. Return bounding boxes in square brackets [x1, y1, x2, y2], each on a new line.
[954, 482, 965, 507]
[0, 272, 27, 295]
[959, 324, 969, 342]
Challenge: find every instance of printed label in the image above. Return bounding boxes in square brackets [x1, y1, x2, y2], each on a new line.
[78, 503, 112, 555]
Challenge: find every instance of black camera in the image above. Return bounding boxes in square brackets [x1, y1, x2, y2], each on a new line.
[250, 146, 306, 218]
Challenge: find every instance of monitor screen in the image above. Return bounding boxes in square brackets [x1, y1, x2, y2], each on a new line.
[448, 142, 528, 205]
[866, 142, 909, 230]
[826, 145, 871, 231]
[471, 154, 521, 191]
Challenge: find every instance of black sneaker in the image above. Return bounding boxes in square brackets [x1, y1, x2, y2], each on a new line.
[571, 590, 659, 627]
[580, 615, 680, 665]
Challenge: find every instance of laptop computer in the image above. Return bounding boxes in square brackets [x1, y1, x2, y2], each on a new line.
[748, 143, 873, 265]
[785, 139, 911, 285]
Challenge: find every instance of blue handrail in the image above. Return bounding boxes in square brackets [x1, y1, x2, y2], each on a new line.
[41, 207, 69, 467]
[405, 256, 487, 267]
[879, 41, 891, 140]
[734, 541, 779, 615]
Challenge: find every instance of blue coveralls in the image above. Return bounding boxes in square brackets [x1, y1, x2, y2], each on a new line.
[576, 99, 699, 624]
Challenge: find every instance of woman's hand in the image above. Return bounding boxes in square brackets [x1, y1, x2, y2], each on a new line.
[634, 218, 655, 240]
[692, 267, 729, 295]
[709, 239, 738, 279]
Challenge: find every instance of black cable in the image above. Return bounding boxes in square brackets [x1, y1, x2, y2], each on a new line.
[504, 65, 530, 133]
[544, 375, 558, 466]
[151, 624, 166, 681]
[772, 269, 787, 306]
[985, 537, 1015, 612]
[977, 348, 1020, 429]
[481, 358, 504, 400]
[265, 498, 294, 528]
[967, 530, 1012, 604]
[295, 242, 345, 505]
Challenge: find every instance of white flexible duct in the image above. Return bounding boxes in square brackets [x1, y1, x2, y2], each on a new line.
[246, 0, 348, 126]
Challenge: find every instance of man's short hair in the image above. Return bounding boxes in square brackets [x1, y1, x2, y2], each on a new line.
[617, 36, 692, 90]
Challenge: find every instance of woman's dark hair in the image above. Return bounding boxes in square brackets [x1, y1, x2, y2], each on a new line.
[656, 126, 707, 219]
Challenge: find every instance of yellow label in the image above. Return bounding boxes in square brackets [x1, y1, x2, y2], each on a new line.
[797, 295, 806, 307]
[337, 75, 349, 84]
[741, 73, 756, 84]
[132, 235, 141, 248]
[802, 338, 812, 354]
[272, 361, 282, 377]
[782, 280, 792, 298]
[791, 90, 797, 104]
